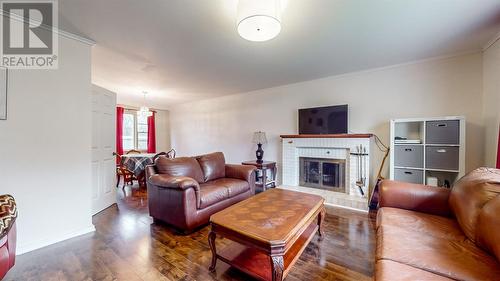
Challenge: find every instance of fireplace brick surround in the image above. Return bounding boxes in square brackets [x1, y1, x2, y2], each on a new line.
[280, 134, 374, 211]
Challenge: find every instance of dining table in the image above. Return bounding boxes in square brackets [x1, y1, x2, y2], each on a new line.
[121, 153, 156, 188]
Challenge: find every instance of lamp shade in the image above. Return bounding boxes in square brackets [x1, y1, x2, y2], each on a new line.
[237, 0, 281, 42]
[252, 131, 268, 144]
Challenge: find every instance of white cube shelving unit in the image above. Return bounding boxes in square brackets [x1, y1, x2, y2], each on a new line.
[389, 116, 465, 187]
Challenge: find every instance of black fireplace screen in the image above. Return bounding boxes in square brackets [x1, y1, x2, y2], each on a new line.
[299, 157, 346, 192]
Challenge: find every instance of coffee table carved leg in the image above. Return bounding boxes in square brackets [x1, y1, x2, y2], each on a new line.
[271, 255, 284, 281]
[208, 231, 217, 272]
[318, 207, 326, 240]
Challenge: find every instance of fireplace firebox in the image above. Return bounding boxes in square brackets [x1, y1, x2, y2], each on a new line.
[299, 157, 346, 193]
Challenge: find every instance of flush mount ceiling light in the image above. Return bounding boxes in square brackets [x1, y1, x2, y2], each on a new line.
[237, 0, 282, 42]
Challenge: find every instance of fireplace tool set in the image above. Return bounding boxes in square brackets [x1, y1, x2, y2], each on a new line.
[351, 145, 368, 196]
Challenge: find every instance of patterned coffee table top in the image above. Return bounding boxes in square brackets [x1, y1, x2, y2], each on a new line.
[210, 189, 324, 244]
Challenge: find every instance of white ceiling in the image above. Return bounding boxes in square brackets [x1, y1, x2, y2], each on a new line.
[59, 0, 500, 109]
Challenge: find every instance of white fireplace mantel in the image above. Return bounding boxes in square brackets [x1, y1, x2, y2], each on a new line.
[280, 134, 374, 211]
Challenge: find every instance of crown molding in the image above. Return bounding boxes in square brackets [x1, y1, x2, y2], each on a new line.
[483, 31, 500, 51]
[56, 28, 95, 46]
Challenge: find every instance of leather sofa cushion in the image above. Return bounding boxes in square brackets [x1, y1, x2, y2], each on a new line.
[377, 225, 500, 281]
[449, 167, 500, 243]
[376, 260, 454, 281]
[155, 157, 204, 183]
[198, 179, 250, 209]
[199, 183, 229, 209]
[196, 152, 226, 182]
[376, 207, 465, 241]
[209, 178, 250, 197]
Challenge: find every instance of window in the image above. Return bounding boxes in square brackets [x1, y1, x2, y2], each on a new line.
[122, 110, 148, 151]
[137, 114, 148, 150]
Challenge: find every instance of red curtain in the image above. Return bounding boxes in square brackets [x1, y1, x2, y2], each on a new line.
[147, 111, 156, 153]
[497, 125, 500, 168]
[116, 107, 124, 156]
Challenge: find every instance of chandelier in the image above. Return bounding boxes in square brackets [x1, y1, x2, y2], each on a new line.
[137, 91, 153, 118]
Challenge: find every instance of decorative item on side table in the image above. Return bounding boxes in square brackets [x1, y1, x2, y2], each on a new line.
[252, 131, 267, 163]
[242, 160, 276, 192]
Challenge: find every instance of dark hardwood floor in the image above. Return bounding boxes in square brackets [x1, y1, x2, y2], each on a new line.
[5, 186, 377, 281]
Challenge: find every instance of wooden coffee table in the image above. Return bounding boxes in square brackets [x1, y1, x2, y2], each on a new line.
[208, 188, 326, 281]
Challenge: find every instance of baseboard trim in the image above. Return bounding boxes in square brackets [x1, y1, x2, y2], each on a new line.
[16, 225, 96, 255]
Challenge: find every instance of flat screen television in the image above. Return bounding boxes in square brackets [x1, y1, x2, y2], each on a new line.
[298, 105, 348, 134]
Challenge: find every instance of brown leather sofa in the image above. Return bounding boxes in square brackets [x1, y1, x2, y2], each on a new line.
[146, 152, 256, 232]
[375, 167, 500, 281]
[0, 194, 17, 280]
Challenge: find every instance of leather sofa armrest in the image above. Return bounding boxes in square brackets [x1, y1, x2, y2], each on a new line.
[225, 164, 256, 182]
[379, 180, 452, 217]
[145, 164, 157, 180]
[148, 174, 200, 191]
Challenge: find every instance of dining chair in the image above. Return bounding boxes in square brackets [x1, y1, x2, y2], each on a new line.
[166, 148, 176, 158]
[113, 152, 136, 188]
[152, 152, 168, 163]
[152, 149, 176, 163]
[126, 149, 141, 154]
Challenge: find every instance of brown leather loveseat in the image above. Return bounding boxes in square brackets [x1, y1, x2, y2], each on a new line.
[146, 152, 256, 232]
[375, 167, 500, 280]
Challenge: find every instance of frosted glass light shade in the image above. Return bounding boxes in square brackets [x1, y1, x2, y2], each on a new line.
[138, 106, 152, 117]
[237, 0, 281, 42]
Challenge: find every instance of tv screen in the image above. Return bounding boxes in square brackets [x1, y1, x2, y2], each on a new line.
[298, 105, 348, 134]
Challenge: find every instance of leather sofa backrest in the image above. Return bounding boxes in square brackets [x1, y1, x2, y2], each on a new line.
[449, 167, 500, 259]
[155, 156, 204, 183]
[196, 152, 226, 182]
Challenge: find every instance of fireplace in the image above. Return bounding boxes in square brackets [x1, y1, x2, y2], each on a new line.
[281, 134, 373, 211]
[299, 157, 346, 193]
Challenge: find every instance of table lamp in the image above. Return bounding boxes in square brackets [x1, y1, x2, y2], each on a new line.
[252, 131, 267, 163]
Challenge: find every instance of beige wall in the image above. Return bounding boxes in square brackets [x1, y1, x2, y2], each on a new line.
[155, 109, 171, 152]
[170, 53, 484, 181]
[0, 35, 94, 253]
[482, 38, 500, 167]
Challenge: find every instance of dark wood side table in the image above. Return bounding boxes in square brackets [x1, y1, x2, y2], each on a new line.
[241, 160, 277, 191]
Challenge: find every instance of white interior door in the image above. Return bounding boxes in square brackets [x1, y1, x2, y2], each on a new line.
[91, 85, 117, 215]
